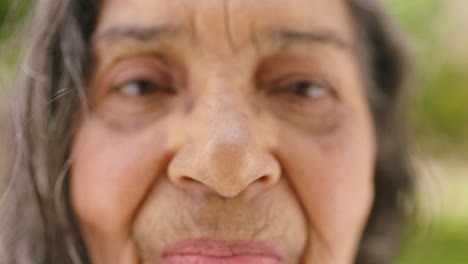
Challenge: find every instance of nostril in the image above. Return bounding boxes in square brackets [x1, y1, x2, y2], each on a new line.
[178, 176, 198, 185]
[177, 176, 197, 185]
[174, 176, 214, 194]
[243, 174, 277, 192]
[257, 175, 273, 184]
[176, 176, 200, 187]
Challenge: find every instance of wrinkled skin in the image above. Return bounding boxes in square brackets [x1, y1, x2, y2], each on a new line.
[71, 0, 376, 263]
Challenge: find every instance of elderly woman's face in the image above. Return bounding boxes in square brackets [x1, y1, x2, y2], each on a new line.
[71, 0, 376, 263]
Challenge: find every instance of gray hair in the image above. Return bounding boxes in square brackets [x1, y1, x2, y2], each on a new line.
[0, 0, 412, 263]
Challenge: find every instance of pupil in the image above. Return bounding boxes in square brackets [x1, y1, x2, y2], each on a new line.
[294, 82, 315, 97]
[138, 81, 155, 94]
[288, 81, 326, 98]
[124, 81, 157, 95]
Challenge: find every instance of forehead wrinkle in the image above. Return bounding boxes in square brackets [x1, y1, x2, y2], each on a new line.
[183, 1, 198, 47]
[91, 25, 183, 46]
[91, 26, 354, 59]
[92, 0, 354, 52]
[187, 0, 244, 58]
[223, 0, 236, 54]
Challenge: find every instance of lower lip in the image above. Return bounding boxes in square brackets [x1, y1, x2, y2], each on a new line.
[164, 255, 281, 264]
[162, 238, 283, 264]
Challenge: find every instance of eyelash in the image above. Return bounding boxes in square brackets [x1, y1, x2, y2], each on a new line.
[113, 78, 330, 99]
[114, 80, 159, 95]
[112, 79, 175, 97]
[268, 78, 332, 100]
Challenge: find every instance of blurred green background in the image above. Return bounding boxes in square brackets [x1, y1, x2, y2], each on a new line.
[1, 0, 467, 263]
[383, 0, 468, 263]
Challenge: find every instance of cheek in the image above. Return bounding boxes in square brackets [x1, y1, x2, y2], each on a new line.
[278, 109, 376, 258]
[70, 117, 170, 233]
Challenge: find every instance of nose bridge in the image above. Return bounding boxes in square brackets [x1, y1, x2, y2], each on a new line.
[193, 68, 253, 139]
[168, 75, 280, 198]
[200, 80, 252, 144]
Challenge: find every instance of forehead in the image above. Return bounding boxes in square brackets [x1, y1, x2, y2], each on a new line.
[96, 0, 356, 49]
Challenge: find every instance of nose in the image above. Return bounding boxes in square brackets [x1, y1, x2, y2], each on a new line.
[167, 88, 280, 198]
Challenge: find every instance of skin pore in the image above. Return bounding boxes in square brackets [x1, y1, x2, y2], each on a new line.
[70, 0, 376, 263]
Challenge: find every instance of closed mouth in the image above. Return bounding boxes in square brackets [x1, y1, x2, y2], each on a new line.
[161, 238, 284, 264]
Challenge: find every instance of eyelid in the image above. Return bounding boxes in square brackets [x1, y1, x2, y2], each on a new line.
[112, 80, 161, 96]
[111, 67, 171, 91]
[267, 75, 333, 95]
[94, 55, 168, 88]
[255, 54, 341, 96]
[111, 74, 169, 93]
[288, 81, 330, 97]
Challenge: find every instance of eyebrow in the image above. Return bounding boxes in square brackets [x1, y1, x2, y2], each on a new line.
[92, 25, 353, 51]
[273, 30, 353, 50]
[92, 26, 180, 43]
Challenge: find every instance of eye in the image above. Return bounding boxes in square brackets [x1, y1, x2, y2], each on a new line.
[285, 81, 329, 99]
[114, 80, 165, 96]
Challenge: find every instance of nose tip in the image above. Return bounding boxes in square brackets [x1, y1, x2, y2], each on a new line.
[168, 135, 280, 198]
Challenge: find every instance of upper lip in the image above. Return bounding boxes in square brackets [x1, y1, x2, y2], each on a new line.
[161, 238, 284, 260]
